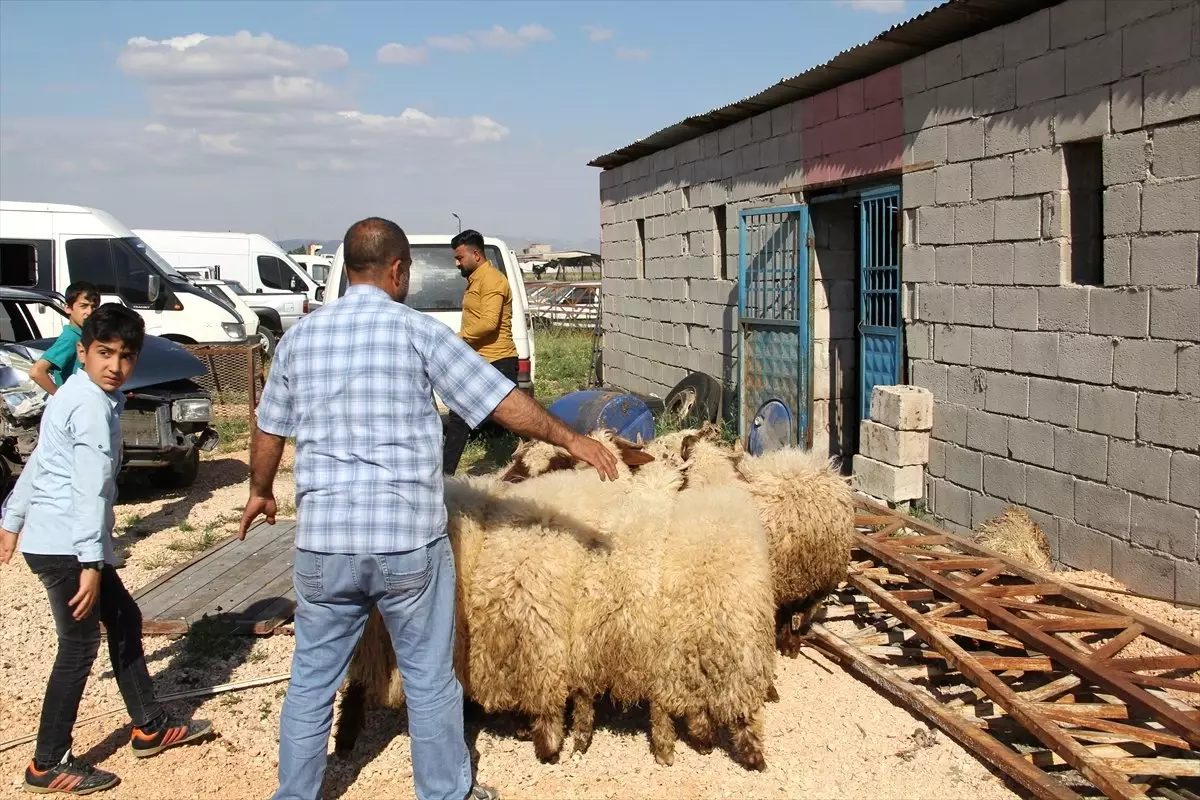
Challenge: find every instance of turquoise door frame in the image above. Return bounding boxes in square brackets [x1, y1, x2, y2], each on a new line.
[737, 204, 811, 453]
[857, 185, 902, 421]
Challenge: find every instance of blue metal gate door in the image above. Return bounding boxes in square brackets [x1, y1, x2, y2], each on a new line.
[858, 186, 902, 422]
[738, 205, 811, 455]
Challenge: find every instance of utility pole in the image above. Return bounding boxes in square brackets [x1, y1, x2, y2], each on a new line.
[451, 213, 461, 233]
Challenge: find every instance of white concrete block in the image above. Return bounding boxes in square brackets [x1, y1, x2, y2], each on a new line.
[870, 385, 935, 431]
[853, 455, 926, 503]
[859, 420, 931, 466]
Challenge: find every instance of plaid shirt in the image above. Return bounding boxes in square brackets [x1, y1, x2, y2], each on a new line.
[255, 284, 516, 554]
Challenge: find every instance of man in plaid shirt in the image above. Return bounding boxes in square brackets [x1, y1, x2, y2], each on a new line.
[240, 217, 618, 800]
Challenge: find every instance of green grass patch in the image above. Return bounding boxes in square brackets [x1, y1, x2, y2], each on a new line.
[533, 328, 595, 401]
[166, 528, 223, 554]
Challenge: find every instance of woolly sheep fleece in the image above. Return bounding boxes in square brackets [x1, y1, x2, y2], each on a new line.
[338, 430, 777, 769]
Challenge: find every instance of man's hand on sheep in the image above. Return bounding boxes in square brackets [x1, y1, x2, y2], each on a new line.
[565, 433, 619, 481]
[490, 388, 619, 481]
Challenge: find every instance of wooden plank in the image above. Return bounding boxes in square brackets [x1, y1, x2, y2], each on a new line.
[192, 544, 296, 627]
[856, 532, 1200, 749]
[1093, 625, 1147, 662]
[810, 623, 1081, 800]
[1028, 616, 1135, 633]
[1107, 758, 1200, 778]
[1107, 655, 1200, 672]
[962, 564, 1009, 589]
[853, 496, 1200, 654]
[163, 525, 296, 621]
[1126, 673, 1200, 695]
[136, 521, 288, 620]
[849, 571, 1150, 800]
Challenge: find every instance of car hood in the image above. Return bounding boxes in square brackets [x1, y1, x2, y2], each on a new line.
[12, 335, 206, 392]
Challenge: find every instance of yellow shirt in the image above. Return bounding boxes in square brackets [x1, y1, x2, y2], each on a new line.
[459, 259, 517, 362]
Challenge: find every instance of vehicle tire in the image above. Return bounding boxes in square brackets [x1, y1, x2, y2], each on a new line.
[149, 447, 201, 491]
[255, 325, 277, 359]
[663, 372, 723, 427]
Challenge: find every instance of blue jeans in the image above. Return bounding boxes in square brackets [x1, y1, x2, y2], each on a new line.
[273, 535, 471, 800]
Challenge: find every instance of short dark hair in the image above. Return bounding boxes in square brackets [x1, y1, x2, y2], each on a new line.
[343, 217, 410, 274]
[451, 229, 485, 254]
[64, 281, 100, 307]
[81, 303, 145, 354]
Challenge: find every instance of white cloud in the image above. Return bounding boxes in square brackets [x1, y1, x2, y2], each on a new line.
[615, 47, 651, 62]
[5, 30, 508, 182]
[584, 25, 614, 43]
[0, 29, 601, 252]
[837, 0, 907, 13]
[382, 23, 554, 62]
[118, 31, 348, 82]
[376, 42, 428, 65]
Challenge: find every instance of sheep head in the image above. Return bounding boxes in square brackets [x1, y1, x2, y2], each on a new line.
[499, 428, 655, 484]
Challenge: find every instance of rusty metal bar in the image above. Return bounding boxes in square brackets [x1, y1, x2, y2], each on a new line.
[848, 570, 1152, 800]
[809, 622, 1081, 800]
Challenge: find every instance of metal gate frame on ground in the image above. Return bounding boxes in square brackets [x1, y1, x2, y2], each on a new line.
[737, 204, 812, 454]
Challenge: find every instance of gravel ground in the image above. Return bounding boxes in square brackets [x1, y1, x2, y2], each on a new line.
[2, 446, 1192, 799]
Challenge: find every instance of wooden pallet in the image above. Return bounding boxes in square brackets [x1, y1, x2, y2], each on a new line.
[811, 498, 1200, 800]
[131, 520, 297, 635]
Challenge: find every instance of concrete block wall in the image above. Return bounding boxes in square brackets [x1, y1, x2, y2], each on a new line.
[810, 198, 860, 460]
[597, 101, 808, 406]
[902, 0, 1200, 602]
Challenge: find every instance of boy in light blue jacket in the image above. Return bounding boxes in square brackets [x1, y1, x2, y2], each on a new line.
[0, 303, 213, 796]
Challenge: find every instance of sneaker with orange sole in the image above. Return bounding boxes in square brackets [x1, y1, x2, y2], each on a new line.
[23, 753, 119, 795]
[129, 716, 213, 759]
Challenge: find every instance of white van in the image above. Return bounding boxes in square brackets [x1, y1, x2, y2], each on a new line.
[291, 254, 332, 287]
[325, 234, 536, 395]
[0, 202, 247, 345]
[132, 229, 323, 306]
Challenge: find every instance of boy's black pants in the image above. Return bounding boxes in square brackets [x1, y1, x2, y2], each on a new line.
[442, 355, 520, 475]
[25, 554, 165, 768]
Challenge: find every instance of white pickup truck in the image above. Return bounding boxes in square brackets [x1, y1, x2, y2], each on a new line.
[179, 267, 308, 355]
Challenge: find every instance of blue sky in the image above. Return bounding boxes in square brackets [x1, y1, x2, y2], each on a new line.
[0, 0, 938, 247]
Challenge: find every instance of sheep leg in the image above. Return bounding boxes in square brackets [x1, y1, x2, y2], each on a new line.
[684, 710, 715, 755]
[570, 693, 596, 755]
[766, 682, 780, 703]
[649, 703, 676, 767]
[729, 710, 767, 772]
[333, 681, 368, 757]
[532, 709, 565, 763]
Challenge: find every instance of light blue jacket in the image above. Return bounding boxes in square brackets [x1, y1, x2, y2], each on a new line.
[1, 370, 123, 564]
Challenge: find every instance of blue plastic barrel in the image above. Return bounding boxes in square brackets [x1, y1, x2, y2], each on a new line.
[546, 390, 655, 444]
[746, 398, 794, 456]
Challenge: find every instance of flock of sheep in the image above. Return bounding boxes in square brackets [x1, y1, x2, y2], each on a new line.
[331, 424, 857, 771]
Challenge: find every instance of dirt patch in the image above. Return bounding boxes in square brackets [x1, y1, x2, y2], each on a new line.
[0, 447, 1065, 798]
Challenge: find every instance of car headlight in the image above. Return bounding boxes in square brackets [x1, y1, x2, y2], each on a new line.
[222, 322, 245, 340]
[172, 398, 212, 423]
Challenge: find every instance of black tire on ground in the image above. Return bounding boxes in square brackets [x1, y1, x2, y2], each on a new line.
[662, 372, 723, 427]
[149, 447, 201, 491]
[255, 325, 277, 358]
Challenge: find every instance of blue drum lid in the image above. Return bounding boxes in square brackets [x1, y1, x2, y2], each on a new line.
[747, 398, 793, 456]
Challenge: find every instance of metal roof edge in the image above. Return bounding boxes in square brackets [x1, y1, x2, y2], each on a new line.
[588, 0, 1060, 171]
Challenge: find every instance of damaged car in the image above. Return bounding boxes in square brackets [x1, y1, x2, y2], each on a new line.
[0, 287, 219, 492]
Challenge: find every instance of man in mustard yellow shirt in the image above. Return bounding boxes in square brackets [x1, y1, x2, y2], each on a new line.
[444, 229, 519, 474]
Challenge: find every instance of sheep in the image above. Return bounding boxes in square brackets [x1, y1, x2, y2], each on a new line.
[334, 432, 679, 762]
[497, 433, 777, 770]
[567, 481, 776, 769]
[634, 427, 856, 657]
[335, 430, 777, 771]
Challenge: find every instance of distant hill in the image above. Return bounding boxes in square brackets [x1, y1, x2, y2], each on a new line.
[277, 234, 601, 256]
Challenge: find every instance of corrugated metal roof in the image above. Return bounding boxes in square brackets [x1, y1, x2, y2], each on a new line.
[588, 0, 1060, 170]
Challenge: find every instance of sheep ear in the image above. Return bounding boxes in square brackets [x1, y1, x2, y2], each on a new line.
[614, 438, 656, 467]
[680, 433, 699, 461]
[500, 459, 530, 483]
